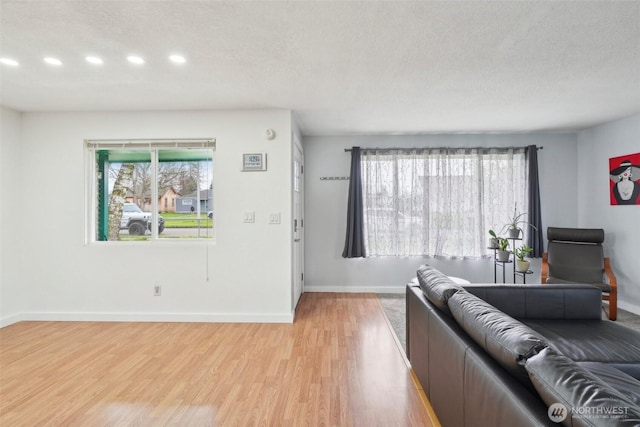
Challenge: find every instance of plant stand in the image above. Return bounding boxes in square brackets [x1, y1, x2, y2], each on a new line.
[515, 270, 533, 284]
[490, 246, 514, 283]
[491, 237, 533, 284]
[494, 259, 513, 283]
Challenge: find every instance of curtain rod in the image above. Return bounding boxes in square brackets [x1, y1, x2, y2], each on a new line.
[344, 146, 543, 152]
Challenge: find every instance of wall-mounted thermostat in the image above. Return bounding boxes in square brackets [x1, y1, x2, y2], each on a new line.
[242, 153, 267, 171]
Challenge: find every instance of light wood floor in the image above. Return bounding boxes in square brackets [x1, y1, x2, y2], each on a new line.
[0, 293, 438, 426]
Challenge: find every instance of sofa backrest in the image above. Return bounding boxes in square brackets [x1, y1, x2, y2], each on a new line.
[464, 284, 603, 320]
[416, 264, 463, 316]
[406, 284, 554, 427]
[448, 290, 548, 386]
[416, 264, 603, 320]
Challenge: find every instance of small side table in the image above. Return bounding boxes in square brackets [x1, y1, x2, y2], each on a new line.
[515, 270, 533, 284]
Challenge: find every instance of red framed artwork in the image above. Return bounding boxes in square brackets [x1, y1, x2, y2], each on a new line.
[609, 152, 640, 205]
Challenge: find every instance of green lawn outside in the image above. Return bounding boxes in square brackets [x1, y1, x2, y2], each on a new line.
[118, 235, 214, 240]
[161, 212, 213, 228]
[118, 235, 149, 241]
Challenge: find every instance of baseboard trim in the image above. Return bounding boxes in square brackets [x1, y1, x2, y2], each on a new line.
[305, 286, 405, 294]
[2, 311, 294, 326]
[619, 301, 640, 316]
[5, 298, 634, 326]
[0, 313, 24, 328]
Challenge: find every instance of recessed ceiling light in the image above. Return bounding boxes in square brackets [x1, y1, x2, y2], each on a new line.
[0, 57, 19, 67]
[86, 56, 104, 65]
[44, 57, 63, 66]
[127, 55, 145, 65]
[169, 54, 186, 64]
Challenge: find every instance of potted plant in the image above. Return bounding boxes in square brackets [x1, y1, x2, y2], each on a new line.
[488, 229, 500, 249]
[496, 237, 510, 262]
[502, 206, 538, 239]
[513, 245, 533, 272]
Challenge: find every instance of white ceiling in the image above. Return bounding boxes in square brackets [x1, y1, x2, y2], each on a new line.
[1, 1, 639, 136]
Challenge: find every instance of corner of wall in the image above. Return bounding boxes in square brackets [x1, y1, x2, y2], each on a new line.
[577, 113, 640, 312]
[0, 106, 25, 322]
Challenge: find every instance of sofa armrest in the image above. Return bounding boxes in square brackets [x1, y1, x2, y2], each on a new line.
[463, 284, 603, 320]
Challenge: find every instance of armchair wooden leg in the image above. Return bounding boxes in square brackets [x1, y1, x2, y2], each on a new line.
[603, 258, 617, 321]
[604, 290, 617, 321]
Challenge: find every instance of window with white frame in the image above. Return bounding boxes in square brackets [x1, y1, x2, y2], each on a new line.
[86, 139, 215, 242]
[361, 147, 527, 258]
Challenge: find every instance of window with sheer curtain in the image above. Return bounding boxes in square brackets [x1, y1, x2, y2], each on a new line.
[361, 147, 527, 258]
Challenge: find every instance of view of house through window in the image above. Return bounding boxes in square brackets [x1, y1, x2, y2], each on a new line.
[361, 147, 527, 258]
[87, 140, 215, 242]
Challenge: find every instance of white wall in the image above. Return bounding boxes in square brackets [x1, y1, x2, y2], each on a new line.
[303, 134, 578, 291]
[578, 113, 640, 314]
[0, 107, 24, 325]
[1, 109, 295, 326]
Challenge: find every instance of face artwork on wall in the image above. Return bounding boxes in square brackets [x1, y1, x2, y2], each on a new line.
[609, 152, 640, 206]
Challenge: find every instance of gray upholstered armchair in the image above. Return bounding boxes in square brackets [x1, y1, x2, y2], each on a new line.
[541, 227, 618, 320]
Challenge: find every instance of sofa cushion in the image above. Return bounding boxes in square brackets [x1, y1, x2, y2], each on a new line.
[416, 265, 464, 315]
[524, 320, 640, 363]
[577, 362, 640, 406]
[448, 290, 548, 386]
[612, 364, 640, 382]
[526, 347, 640, 426]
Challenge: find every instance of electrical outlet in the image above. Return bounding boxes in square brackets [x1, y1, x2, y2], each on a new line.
[154, 284, 161, 296]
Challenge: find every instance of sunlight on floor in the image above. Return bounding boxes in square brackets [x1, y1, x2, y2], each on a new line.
[102, 402, 216, 425]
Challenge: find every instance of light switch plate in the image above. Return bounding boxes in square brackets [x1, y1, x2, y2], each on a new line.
[268, 212, 281, 224]
[243, 211, 255, 223]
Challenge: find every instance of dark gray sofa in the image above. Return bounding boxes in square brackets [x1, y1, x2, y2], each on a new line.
[407, 264, 640, 427]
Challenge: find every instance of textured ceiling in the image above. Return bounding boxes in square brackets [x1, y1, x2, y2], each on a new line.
[1, 1, 639, 136]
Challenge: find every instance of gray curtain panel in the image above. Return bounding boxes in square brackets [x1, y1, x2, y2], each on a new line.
[342, 147, 366, 258]
[526, 145, 544, 257]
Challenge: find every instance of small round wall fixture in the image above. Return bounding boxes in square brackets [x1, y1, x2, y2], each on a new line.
[265, 129, 276, 140]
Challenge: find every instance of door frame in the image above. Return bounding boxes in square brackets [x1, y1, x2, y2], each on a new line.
[292, 135, 304, 313]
